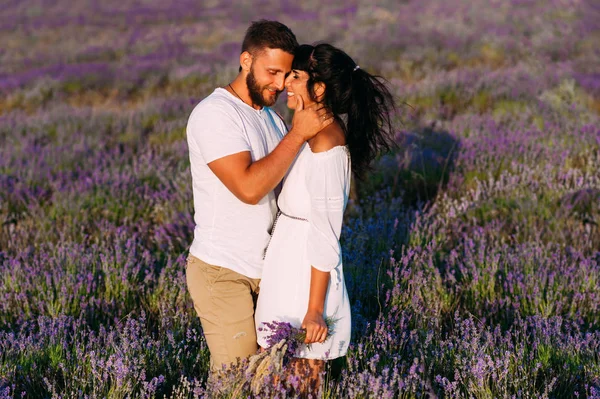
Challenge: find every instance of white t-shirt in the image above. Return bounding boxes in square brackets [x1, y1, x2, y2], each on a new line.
[186, 88, 287, 278]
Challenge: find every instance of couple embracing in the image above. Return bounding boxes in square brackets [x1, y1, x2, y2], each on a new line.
[185, 20, 395, 393]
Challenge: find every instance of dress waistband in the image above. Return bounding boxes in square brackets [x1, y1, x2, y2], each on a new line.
[279, 210, 308, 222]
[263, 211, 308, 259]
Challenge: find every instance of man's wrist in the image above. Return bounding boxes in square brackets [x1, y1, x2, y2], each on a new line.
[285, 127, 308, 145]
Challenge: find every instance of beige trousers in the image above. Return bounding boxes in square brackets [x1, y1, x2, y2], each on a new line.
[185, 254, 260, 372]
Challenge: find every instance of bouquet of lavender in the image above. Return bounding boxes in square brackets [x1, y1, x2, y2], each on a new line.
[241, 318, 336, 395]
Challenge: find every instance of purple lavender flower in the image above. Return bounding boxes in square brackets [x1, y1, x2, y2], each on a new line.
[258, 318, 337, 360]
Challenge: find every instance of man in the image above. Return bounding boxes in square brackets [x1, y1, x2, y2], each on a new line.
[185, 20, 332, 374]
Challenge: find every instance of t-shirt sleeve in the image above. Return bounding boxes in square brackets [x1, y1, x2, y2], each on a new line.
[305, 151, 350, 272]
[187, 101, 250, 163]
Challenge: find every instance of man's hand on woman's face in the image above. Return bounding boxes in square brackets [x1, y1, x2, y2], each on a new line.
[291, 95, 334, 141]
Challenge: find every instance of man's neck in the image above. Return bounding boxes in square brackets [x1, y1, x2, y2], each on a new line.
[227, 77, 261, 110]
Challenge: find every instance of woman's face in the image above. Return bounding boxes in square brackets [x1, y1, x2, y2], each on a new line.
[284, 69, 316, 109]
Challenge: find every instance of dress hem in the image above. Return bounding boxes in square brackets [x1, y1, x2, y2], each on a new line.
[257, 343, 347, 361]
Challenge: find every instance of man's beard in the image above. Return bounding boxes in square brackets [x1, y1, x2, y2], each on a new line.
[246, 67, 279, 107]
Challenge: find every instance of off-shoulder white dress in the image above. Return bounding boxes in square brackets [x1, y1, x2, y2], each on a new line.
[255, 144, 351, 360]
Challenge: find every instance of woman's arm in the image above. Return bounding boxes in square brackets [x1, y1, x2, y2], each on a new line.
[302, 267, 330, 344]
[302, 131, 349, 344]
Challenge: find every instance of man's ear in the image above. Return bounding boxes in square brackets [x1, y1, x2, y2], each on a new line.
[314, 82, 326, 101]
[240, 51, 252, 73]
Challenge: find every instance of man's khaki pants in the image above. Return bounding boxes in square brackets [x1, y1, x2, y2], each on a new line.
[185, 254, 260, 372]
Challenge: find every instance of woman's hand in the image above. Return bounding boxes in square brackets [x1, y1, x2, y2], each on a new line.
[301, 309, 328, 344]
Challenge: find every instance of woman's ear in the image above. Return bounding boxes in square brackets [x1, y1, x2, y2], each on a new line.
[314, 82, 326, 101]
[240, 51, 252, 73]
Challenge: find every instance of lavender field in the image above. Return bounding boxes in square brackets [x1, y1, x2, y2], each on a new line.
[1, 0, 600, 397]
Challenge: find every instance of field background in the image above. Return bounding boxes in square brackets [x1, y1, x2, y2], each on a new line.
[1, 0, 600, 397]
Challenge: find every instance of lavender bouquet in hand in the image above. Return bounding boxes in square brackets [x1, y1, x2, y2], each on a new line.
[259, 317, 337, 358]
[244, 317, 336, 395]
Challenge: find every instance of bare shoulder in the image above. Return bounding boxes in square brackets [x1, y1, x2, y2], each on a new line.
[308, 122, 346, 153]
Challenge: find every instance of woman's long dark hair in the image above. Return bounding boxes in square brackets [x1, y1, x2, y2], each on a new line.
[292, 43, 396, 179]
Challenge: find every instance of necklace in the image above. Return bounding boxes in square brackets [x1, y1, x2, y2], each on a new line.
[228, 84, 252, 108]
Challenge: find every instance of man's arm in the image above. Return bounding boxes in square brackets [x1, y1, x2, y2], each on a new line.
[208, 96, 333, 204]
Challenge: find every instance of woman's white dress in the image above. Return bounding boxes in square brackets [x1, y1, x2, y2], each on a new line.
[255, 144, 352, 360]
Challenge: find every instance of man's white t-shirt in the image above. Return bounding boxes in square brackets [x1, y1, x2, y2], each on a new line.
[186, 88, 287, 278]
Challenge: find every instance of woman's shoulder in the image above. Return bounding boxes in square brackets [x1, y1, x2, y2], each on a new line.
[308, 122, 346, 153]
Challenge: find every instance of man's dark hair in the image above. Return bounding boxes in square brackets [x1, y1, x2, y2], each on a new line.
[241, 19, 298, 58]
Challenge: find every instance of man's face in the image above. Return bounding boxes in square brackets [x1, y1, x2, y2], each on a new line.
[246, 48, 294, 107]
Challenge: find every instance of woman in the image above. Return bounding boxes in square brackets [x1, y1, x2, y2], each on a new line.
[254, 43, 396, 390]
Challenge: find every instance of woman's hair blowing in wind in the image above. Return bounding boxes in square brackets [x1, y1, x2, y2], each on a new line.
[292, 43, 396, 179]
